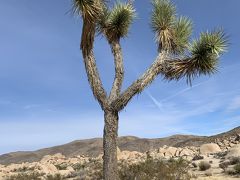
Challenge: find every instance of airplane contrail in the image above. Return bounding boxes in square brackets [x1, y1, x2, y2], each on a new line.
[146, 80, 209, 110]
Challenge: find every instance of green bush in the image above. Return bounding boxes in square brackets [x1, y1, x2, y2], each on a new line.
[198, 161, 211, 171]
[55, 163, 68, 170]
[234, 163, 240, 174]
[118, 157, 191, 180]
[72, 163, 85, 171]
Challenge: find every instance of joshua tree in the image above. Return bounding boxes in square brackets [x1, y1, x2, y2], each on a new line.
[72, 0, 228, 179]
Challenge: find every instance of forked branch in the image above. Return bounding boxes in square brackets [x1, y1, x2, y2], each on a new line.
[112, 52, 167, 111]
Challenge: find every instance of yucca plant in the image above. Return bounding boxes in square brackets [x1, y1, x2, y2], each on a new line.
[97, 2, 135, 42]
[72, 0, 228, 179]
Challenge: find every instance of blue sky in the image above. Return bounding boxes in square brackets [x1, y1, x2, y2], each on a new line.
[0, 0, 240, 155]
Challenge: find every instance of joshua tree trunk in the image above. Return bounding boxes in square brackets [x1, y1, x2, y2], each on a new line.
[103, 110, 119, 180]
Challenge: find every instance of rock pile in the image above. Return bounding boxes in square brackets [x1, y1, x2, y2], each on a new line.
[148, 145, 198, 160]
[226, 144, 240, 158]
[214, 134, 240, 151]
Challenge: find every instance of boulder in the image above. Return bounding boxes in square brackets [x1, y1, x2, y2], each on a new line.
[226, 144, 240, 158]
[153, 152, 164, 159]
[37, 163, 58, 175]
[179, 149, 193, 156]
[118, 151, 142, 160]
[164, 147, 178, 157]
[158, 148, 165, 154]
[200, 143, 221, 155]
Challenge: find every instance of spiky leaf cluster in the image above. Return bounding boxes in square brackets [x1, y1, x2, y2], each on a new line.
[174, 17, 193, 54]
[73, 0, 105, 22]
[191, 30, 227, 60]
[151, 0, 192, 54]
[97, 2, 136, 41]
[164, 30, 228, 83]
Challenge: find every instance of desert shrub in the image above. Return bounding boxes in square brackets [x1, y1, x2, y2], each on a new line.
[192, 155, 204, 161]
[118, 157, 191, 180]
[226, 168, 237, 175]
[12, 166, 35, 173]
[234, 163, 240, 174]
[230, 157, 240, 165]
[46, 174, 64, 180]
[55, 163, 68, 170]
[198, 161, 211, 171]
[192, 162, 197, 168]
[72, 163, 85, 171]
[73, 159, 103, 180]
[225, 163, 240, 175]
[6, 172, 43, 180]
[214, 151, 227, 159]
[71, 171, 88, 180]
[219, 161, 230, 171]
[88, 159, 103, 179]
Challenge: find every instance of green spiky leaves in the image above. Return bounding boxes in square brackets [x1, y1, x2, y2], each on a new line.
[151, 0, 176, 32]
[73, 0, 105, 22]
[164, 29, 228, 84]
[151, 0, 192, 54]
[191, 30, 228, 60]
[174, 17, 193, 54]
[189, 29, 228, 75]
[97, 1, 136, 41]
[151, 0, 228, 83]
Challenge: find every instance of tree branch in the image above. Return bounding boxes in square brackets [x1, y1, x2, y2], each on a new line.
[109, 40, 124, 102]
[112, 52, 167, 111]
[81, 20, 108, 110]
[162, 57, 219, 84]
[112, 51, 220, 111]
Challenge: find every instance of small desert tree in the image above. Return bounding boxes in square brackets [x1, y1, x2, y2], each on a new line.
[72, 0, 228, 179]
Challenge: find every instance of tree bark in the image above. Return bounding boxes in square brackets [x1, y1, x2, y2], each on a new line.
[80, 19, 107, 110]
[112, 52, 167, 111]
[103, 110, 119, 180]
[109, 40, 124, 102]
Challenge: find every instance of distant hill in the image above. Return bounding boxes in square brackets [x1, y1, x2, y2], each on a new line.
[0, 126, 239, 165]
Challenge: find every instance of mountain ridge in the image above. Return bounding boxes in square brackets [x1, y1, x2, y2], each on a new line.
[0, 126, 239, 165]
